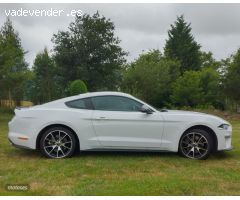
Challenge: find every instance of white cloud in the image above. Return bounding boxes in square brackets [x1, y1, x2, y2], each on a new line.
[1, 3, 240, 66]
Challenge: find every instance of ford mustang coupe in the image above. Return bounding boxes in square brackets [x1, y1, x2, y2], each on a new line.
[8, 92, 232, 159]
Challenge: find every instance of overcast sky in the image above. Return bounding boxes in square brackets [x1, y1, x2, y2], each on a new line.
[0, 3, 240, 67]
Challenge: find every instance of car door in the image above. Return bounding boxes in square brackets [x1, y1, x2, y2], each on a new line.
[91, 95, 164, 149]
[65, 97, 101, 148]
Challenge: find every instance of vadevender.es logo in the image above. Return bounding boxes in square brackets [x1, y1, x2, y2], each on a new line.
[4, 8, 83, 17]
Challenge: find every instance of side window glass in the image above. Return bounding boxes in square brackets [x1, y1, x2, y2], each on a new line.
[91, 96, 143, 112]
[65, 98, 92, 109]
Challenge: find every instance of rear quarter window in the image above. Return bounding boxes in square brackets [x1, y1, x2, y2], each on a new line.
[65, 98, 92, 109]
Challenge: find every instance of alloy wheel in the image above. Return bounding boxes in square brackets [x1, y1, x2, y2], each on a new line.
[43, 130, 73, 158]
[180, 132, 209, 159]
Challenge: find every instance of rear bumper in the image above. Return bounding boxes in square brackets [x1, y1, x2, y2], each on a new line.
[8, 131, 35, 150]
[8, 116, 37, 149]
[8, 137, 32, 150]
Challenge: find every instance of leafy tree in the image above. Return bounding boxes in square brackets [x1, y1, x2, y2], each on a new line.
[52, 12, 127, 93]
[200, 51, 221, 69]
[171, 71, 204, 107]
[0, 18, 29, 105]
[199, 67, 223, 108]
[164, 15, 201, 74]
[122, 50, 180, 108]
[224, 49, 240, 106]
[171, 68, 222, 108]
[67, 79, 87, 96]
[30, 48, 58, 104]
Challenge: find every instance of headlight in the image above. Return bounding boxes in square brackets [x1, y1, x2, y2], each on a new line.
[218, 124, 230, 130]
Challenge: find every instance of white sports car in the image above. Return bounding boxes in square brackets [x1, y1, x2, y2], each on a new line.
[8, 91, 232, 159]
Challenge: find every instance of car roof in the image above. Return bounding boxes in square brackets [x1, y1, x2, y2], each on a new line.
[39, 91, 134, 108]
[36, 91, 157, 111]
[74, 91, 132, 98]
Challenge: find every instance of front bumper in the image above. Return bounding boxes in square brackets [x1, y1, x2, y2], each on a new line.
[216, 126, 233, 151]
[218, 146, 233, 151]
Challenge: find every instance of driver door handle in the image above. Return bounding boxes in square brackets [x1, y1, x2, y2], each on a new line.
[98, 116, 107, 120]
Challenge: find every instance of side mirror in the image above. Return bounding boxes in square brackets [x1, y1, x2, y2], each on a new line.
[140, 105, 153, 114]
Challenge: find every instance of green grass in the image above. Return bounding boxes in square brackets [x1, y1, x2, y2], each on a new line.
[0, 111, 240, 195]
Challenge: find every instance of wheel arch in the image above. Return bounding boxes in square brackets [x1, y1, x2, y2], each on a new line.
[36, 124, 80, 151]
[179, 125, 218, 152]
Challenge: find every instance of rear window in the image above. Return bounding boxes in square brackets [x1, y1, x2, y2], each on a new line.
[65, 98, 92, 109]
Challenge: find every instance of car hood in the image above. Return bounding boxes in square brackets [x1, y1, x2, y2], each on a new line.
[160, 109, 230, 125]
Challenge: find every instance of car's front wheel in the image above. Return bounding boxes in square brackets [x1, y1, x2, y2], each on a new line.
[179, 129, 213, 160]
[40, 126, 76, 158]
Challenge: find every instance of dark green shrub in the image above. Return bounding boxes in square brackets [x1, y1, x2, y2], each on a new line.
[67, 80, 88, 96]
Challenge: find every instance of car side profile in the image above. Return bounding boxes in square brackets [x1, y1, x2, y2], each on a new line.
[8, 91, 232, 159]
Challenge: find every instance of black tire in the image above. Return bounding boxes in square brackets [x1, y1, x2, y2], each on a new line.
[179, 128, 214, 160]
[40, 126, 76, 159]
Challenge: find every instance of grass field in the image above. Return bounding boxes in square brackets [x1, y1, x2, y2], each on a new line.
[0, 110, 240, 195]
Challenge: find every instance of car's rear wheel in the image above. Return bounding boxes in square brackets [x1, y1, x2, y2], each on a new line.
[179, 129, 213, 160]
[40, 127, 76, 158]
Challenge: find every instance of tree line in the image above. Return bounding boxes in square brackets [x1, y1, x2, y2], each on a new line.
[0, 13, 239, 111]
